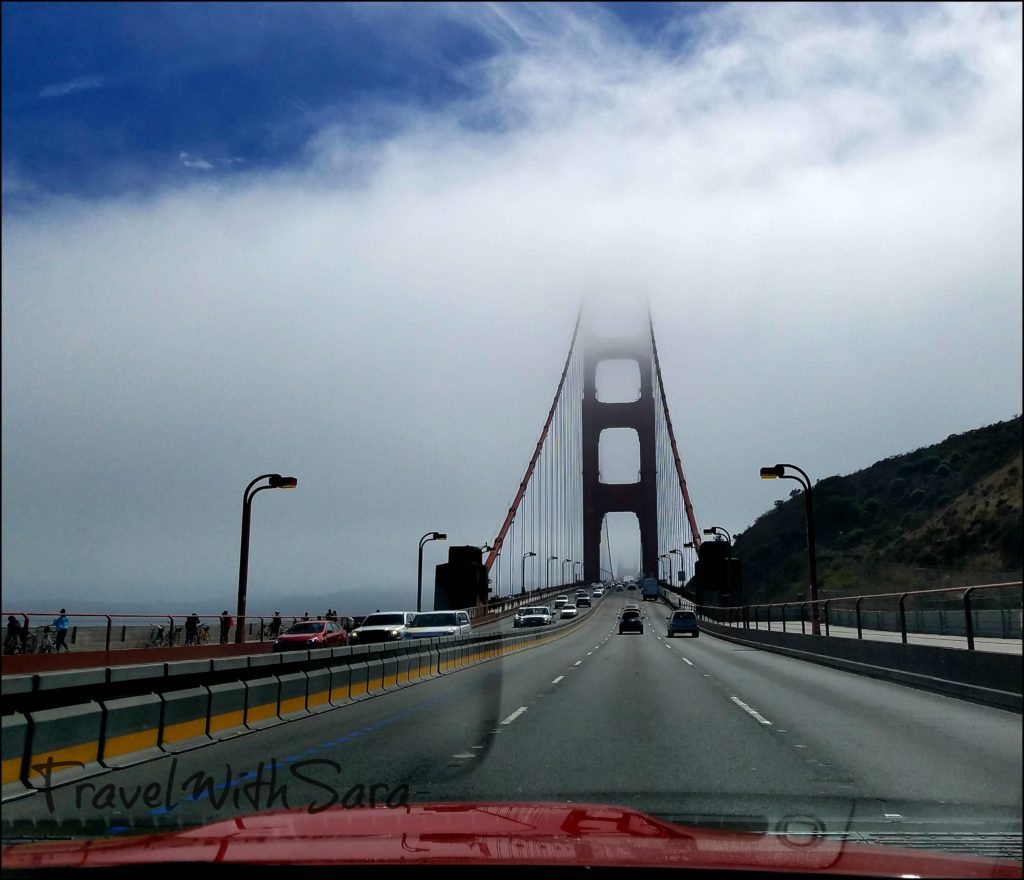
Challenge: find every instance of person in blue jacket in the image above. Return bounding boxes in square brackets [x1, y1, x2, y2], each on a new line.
[52, 609, 70, 652]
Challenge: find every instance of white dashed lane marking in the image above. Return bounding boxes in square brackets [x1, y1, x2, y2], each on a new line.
[683, 658, 693, 666]
[501, 707, 528, 725]
[730, 696, 772, 726]
[573, 661, 583, 666]
[552, 676, 564, 684]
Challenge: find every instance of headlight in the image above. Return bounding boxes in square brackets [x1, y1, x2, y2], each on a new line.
[388, 629, 400, 638]
[350, 631, 360, 639]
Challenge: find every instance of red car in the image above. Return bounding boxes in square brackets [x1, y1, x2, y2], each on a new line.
[272, 619, 348, 652]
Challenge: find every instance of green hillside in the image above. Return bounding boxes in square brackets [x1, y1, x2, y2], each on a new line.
[731, 416, 1023, 603]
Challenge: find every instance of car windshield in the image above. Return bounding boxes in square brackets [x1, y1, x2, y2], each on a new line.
[360, 614, 406, 627]
[284, 623, 325, 635]
[410, 614, 458, 627]
[2, 3, 1021, 876]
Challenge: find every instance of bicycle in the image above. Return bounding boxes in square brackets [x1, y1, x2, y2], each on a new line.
[163, 625, 181, 647]
[145, 625, 165, 648]
[198, 624, 211, 645]
[37, 628, 56, 654]
[4, 630, 26, 655]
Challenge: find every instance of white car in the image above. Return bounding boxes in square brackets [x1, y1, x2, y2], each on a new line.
[403, 611, 472, 639]
[349, 611, 416, 643]
[553, 595, 570, 609]
[514, 606, 554, 627]
[592, 588, 604, 597]
[560, 604, 578, 619]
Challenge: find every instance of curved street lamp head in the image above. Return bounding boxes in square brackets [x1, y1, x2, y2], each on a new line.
[760, 465, 786, 479]
[547, 555, 558, 562]
[432, 532, 447, 541]
[670, 548, 682, 556]
[525, 551, 537, 558]
[268, 474, 298, 489]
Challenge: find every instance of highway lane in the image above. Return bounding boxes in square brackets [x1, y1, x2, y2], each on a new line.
[4, 594, 1020, 854]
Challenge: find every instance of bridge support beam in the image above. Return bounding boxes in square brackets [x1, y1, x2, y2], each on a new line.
[582, 333, 659, 583]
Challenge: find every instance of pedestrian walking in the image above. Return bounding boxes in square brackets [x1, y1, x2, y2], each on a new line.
[185, 612, 200, 646]
[52, 609, 70, 652]
[220, 610, 233, 644]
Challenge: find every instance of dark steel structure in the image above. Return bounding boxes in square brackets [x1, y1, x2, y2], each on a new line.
[581, 332, 659, 584]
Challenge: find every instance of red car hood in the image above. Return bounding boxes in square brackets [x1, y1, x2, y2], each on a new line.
[3, 803, 1020, 876]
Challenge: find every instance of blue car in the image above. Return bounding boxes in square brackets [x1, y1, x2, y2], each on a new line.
[667, 609, 699, 638]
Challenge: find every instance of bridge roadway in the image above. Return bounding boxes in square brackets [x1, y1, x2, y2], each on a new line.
[4, 595, 1021, 855]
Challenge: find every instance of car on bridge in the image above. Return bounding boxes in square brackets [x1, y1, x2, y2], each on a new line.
[273, 619, 349, 652]
[349, 611, 417, 643]
[513, 606, 554, 627]
[618, 609, 643, 634]
[575, 593, 592, 607]
[404, 611, 472, 639]
[667, 609, 699, 638]
[553, 595, 570, 609]
[559, 603, 578, 619]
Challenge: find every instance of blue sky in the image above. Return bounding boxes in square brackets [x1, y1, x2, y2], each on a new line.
[2, 3, 1021, 614]
[2, 3, 699, 203]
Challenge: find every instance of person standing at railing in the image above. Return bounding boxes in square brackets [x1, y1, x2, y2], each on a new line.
[52, 609, 70, 652]
[184, 613, 200, 646]
[4, 616, 24, 654]
[269, 611, 282, 639]
[219, 610, 233, 644]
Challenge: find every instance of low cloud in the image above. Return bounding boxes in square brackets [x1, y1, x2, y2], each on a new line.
[3, 3, 1021, 613]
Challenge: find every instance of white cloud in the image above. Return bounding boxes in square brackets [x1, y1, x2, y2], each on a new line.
[2, 2, 1021, 611]
[38, 75, 104, 98]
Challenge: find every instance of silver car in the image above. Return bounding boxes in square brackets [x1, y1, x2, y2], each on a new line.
[404, 610, 473, 639]
[349, 611, 416, 643]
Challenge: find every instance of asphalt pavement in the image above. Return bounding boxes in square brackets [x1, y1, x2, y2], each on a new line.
[4, 592, 1020, 858]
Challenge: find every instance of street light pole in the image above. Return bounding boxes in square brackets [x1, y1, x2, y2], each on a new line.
[521, 551, 537, 595]
[702, 526, 732, 605]
[546, 555, 558, 591]
[417, 531, 447, 613]
[562, 558, 572, 587]
[574, 561, 582, 584]
[760, 464, 819, 634]
[237, 473, 297, 643]
[670, 549, 682, 587]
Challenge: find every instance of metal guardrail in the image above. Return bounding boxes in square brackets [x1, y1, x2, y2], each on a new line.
[1, 582, 583, 656]
[686, 582, 1023, 651]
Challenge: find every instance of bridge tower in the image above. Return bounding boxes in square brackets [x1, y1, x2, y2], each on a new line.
[581, 331, 659, 583]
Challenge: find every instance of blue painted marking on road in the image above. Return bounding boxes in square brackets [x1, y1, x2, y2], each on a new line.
[146, 667, 499, 819]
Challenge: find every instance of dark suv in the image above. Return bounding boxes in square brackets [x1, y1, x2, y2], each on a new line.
[618, 609, 643, 635]
[667, 609, 699, 638]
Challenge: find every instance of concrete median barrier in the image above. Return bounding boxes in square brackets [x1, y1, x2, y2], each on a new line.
[306, 667, 331, 713]
[160, 687, 211, 753]
[380, 652, 399, 692]
[348, 659, 370, 702]
[329, 663, 352, 706]
[100, 693, 163, 768]
[2, 713, 32, 802]
[243, 677, 281, 730]
[278, 672, 309, 720]
[365, 655, 385, 696]
[208, 681, 248, 740]
[395, 650, 411, 687]
[26, 702, 105, 789]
